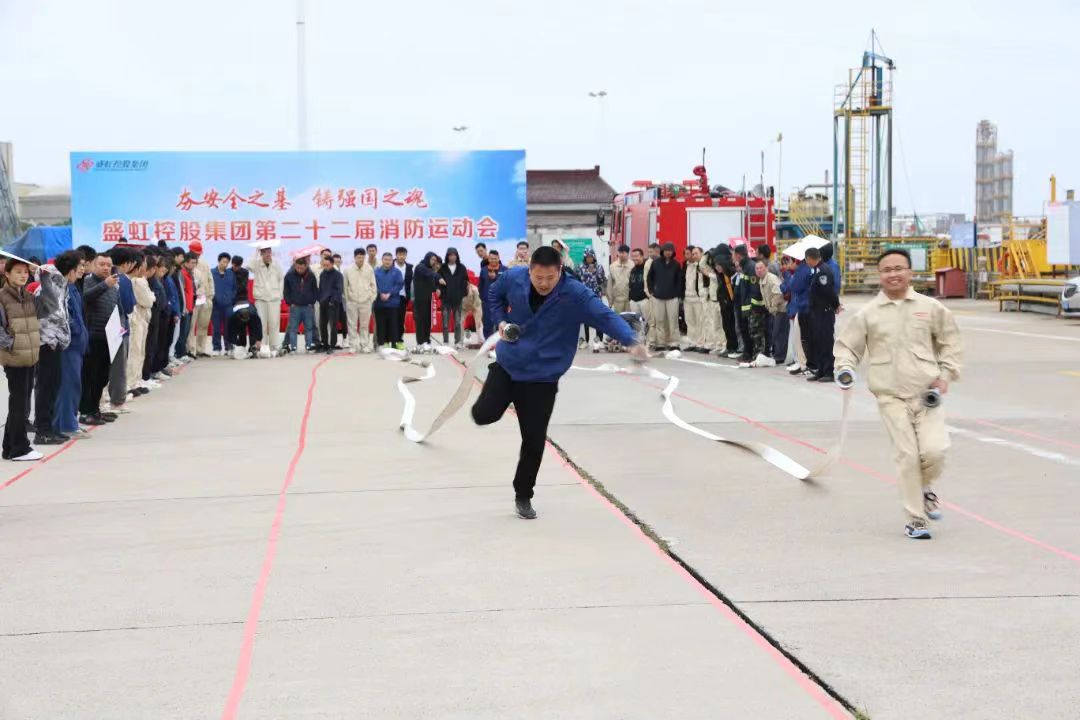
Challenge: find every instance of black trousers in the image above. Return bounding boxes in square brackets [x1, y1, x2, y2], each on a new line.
[798, 310, 816, 371]
[396, 295, 408, 343]
[4, 366, 35, 458]
[319, 300, 340, 349]
[812, 309, 835, 377]
[736, 308, 752, 360]
[374, 306, 397, 346]
[471, 363, 558, 501]
[719, 302, 738, 352]
[79, 336, 111, 416]
[34, 345, 61, 434]
[153, 315, 173, 373]
[142, 312, 159, 381]
[414, 296, 432, 345]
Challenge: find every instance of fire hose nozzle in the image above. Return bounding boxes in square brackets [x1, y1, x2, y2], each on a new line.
[501, 323, 521, 342]
[836, 368, 857, 389]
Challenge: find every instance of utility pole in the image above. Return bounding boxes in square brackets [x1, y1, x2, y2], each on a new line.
[296, 0, 309, 150]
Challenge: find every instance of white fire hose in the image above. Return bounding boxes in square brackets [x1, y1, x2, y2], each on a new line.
[392, 334, 851, 481]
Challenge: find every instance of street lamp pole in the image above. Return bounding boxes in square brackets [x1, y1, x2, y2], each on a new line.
[296, 0, 308, 151]
[588, 90, 608, 168]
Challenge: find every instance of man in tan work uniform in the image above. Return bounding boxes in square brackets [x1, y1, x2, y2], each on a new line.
[607, 244, 632, 314]
[834, 248, 962, 540]
[186, 241, 215, 357]
[683, 246, 710, 351]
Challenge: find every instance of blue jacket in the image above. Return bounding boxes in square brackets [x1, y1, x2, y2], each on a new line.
[165, 274, 181, 318]
[826, 259, 842, 288]
[374, 266, 404, 309]
[488, 266, 638, 383]
[784, 263, 812, 317]
[317, 268, 344, 304]
[478, 263, 506, 307]
[212, 268, 236, 309]
[283, 268, 318, 306]
[65, 283, 88, 355]
[117, 273, 135, 329]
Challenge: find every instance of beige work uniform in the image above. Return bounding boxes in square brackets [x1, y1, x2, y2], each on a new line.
[187, 259, 215, 355]
[249, 255, 284, 350]
[683, 260, 709, 348]
[344, 262, 377, 352]
[834, 289, 963, 522]
[607, 259, 632, 314]
[462, 283, 484, 339]
[128, 277, 155, 391]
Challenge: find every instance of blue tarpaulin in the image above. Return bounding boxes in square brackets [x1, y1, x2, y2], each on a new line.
[6, 227, 73, 262]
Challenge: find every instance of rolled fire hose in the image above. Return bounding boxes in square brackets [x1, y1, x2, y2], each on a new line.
[394, 333, 850, 481]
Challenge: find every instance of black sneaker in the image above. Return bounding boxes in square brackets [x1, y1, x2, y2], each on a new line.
[515, 499, 537, 520]
[34, 433, 67, 445]
[99, 413, 117, 423]
[816, 374, 836, 383]
[80, 414, 106, 426]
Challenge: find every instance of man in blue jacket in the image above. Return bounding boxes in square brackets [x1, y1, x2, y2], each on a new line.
[782, 254, 812, 375]
[211, 252, 236, 355]
[472, 246, 647, 520]
[477, 250, 506, 339]
[53, 250, 88, 438]
[281, 257, 319, 353]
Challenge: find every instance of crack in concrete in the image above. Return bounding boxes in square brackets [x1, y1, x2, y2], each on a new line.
[545, 436, 863, 720]
[0, 600, 710, 639]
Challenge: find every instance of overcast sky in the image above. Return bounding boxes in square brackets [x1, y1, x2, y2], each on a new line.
[2, 0, 1077, 217]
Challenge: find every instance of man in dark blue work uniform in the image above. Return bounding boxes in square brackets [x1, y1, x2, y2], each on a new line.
[804, 246, 840, 382]
[472, 246, 647, 520]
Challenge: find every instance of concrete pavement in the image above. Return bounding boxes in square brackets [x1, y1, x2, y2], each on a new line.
[0, 349, 849, 718]
[548, 299, 1080, 719]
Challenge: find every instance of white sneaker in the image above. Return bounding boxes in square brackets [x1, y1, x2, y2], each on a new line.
[738, 361, 752, 368]
[12, 449, 43, 461]
[726, 351, 742, 359]
[755, 354, 777, 368]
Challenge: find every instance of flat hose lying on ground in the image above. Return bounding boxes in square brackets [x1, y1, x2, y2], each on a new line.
[391, 338, 850, 480]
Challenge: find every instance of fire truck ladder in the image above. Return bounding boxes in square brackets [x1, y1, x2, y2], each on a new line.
[746, 204, 769, 246]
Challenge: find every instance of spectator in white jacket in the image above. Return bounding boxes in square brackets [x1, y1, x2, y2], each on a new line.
[249, 247, 284, 351]
[343, 248, 377, 353]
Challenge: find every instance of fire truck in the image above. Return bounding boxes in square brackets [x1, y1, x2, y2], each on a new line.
[609, 165, 775, 260]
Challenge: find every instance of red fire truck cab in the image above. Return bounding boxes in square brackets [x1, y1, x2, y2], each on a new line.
[610, 165, 775, 261]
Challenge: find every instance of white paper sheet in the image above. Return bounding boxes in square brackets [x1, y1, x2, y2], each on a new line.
[105, 306, 125, 361]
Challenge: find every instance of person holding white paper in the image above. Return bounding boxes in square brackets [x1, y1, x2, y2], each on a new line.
[79, 254, 121, 425]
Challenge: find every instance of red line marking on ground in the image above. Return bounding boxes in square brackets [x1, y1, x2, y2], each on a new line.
[1, 362, 194, 492]
[631, 377, 1080, 567]
[969, 418, 1080, 452]
[0, 432, 87, 491]
[547, 446, 851, 720]
[221, 355, 332, 720]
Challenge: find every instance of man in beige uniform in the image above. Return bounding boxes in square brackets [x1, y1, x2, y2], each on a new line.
[186, 241, 215, 356]
[834, 248, 962, 540]
[249, 247, 284, 351]
[343, 248, 377, 353]
[508, 241, 531, 269]
[607, 244, 632, 314]
[643, 243, 660, 345]
[683, 246, 709, 351]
